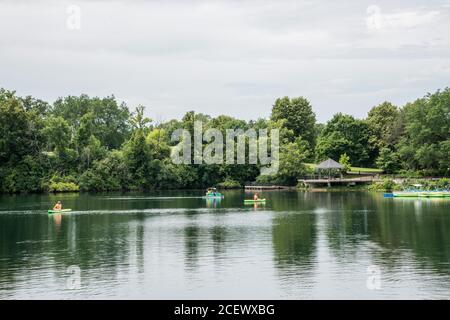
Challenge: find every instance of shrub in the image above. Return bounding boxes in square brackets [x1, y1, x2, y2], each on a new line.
[217, 179, 242, 189]
[397, 170, 422, 178]
[368, 179, 399, 191]
[48, 181, 80, 193]
[436, 178, 450, 190]
[376, 148, 401, 174]
[47, 175, 79, 193]
[339, 153, 352, 172]
[0, 155, 50, 193]
[78, 151, 130, 191]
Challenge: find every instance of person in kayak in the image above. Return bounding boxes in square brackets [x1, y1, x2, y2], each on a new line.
[53, 201, 62, 211]
[253, 193, 259, 201]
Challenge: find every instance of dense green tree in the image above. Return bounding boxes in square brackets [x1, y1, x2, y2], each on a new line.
[398, 88, 450, 174]
[339, 153, 351, 172]
[271, 96, 317, 149]
[146, 128, 171, 160]
[79, 150, 130, 191]
[376, 147, 401, 174]
[2, 86, 450, 194]
[0, 155, 50, 193]
[123, 106, 157, 189]
[0, 89, 42, 163]
[367, 102, 401, 150]
[124, 129, 154, 189]
[209, 115, 248, 132]
[42, 116, 71, 154]
[52, 95, 131, 149]
[80, 135, 107, 169]
[439, 140, 450, 175]
[315, 113, 375, 167]
[276, 138, 310, 185]
[131, 105, 152, 131]
[76, 112, 96, 149]
[249, 118, 269, 131]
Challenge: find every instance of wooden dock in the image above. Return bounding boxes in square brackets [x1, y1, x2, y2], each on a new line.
[299, 176, 381, 187]
[244, 185, 294, 190]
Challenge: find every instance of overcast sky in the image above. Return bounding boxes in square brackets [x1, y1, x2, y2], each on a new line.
[1, 0, 449, 123]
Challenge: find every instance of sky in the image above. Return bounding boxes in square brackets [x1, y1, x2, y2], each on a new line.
[0, 0, 449, 123]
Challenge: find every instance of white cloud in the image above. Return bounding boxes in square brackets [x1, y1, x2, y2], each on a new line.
[367, 6, 440, 31]
[0, 0, 449, 122]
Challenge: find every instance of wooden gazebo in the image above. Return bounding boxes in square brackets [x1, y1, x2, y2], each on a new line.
[315, 158, 344, 179]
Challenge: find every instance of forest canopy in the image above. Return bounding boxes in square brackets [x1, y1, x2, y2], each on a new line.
[0, 87, 449, 193]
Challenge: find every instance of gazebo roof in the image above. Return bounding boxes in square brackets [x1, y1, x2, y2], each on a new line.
[316, 158, 344, 170]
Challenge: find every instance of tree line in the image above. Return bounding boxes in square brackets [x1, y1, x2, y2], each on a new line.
[0, 87, 449, 193]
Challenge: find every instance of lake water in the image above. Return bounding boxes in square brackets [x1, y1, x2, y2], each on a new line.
[1, 190, 449, 299]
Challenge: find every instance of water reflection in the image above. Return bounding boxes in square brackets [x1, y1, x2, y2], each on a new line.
[205, 198, 221, 208]
[272, 213, 317, 269]
[0, 190, 450, 299]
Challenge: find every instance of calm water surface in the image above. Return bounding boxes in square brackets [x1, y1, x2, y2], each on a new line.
[0, 190, 449, 299]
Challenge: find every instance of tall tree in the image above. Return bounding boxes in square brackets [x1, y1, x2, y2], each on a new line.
[0, 89, 42, 163]
[315, 113, 375, 167]
[271, 96, 317, 150]
[124, 106, 156, 189]
[277, 138, 310, 185]
[367, 102, 401, 150]
[42, 116, 71, 154]
[52, 95, 131, 149]
[398, 88, 450, 173]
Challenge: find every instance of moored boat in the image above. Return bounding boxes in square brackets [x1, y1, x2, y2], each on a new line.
[418, 191, 450, 198]
[392, 191, 450, 198]
[392, 191, 420, 197]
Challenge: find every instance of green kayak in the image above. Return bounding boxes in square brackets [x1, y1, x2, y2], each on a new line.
[393, 191, 450, 198]
[419, 192, 450, 198]
[392, 192, 419, 197]
[244, 199, 266, 204]
[48, 209, 72, 214]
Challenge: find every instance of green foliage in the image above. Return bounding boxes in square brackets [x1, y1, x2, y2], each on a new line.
[0, 155, 50, 193]
[131, 105, 152, 130]
[1, 87, 450, 194]
[367, 102, 402, 150]
[421, 179, 450, 190]
[398, 88, 450, 174]
[376, 147, 401, 174]
[315, 113, 375, 167]
[0, 89, 44, 163]
[42, 116, 71, 153]
[435, 178, 450, 190]
[258, 138, 311, 186]
[255, 174, 285, 185]
[48, 182, 80, 193]
[339, 153, 351, 172]
[396, 170, 423, 179]
[277, 139, 310, 184]
[52, 94, 131, 149]
[271, 96, 317, 151]
[124, 129, 155, 190]
[79, 150, 131, 191]
[167, 164, 198, 189]
[398, 178, 450, 191]
[146, 129, 171, 159]
[368, 179, 399, 192]
[80, 135, 107, 169]
[122, 107, 164, 190]
[48, 175, 80, 193]
[217, 179, 242, 189]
